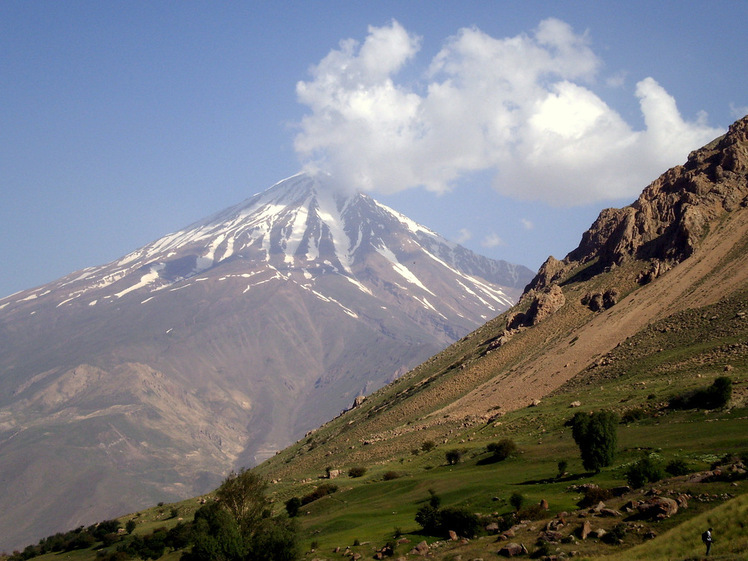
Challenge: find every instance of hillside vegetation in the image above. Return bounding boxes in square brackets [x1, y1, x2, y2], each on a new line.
[3, 116, 748, 561]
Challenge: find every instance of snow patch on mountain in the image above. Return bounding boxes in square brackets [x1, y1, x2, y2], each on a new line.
[2, 172, 532, 320]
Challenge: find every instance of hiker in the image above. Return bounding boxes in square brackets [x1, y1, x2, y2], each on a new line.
[702, 527, 713, 555]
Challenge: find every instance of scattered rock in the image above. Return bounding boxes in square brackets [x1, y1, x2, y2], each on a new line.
[569, 401, 581, 408]
[579, 521, 593, 540]
[537, 530, 563, 543]
[497, 542, 528, 557]
[449, 530, 458, 541]
[409, 541, 429, 556]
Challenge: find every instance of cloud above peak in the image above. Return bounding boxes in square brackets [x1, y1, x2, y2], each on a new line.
[294, 19, 723, 206]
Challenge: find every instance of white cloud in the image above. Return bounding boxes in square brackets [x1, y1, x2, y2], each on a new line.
[605, 70, 627, 89]
[294, 19, 724, 206]
[521, 218, 534, 230]
[481, 233, 505, 248]
[456, 228, 472, 244]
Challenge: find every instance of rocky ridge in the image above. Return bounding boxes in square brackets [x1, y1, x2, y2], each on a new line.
[528, 116, 748, 294]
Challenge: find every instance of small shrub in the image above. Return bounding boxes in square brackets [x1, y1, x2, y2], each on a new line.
[382, 471, 400, 481]
[125, 520, 136, 535]
[557, 460, 568, 479]
[285, 497, 302, 517]
[532, 539, 551, 558]
[603, 523, 627, 544]
[621, 408, 646, 424]
[487, 439, 517, 461]
[428, 489, 441, 509]
[439, 507, 480, 538]
[625, 454, 665, 488]
[577, 486, 612, 508]
[670, 376, 732, 410]
[421, 440, 436, 452]
[445, 450, 462, 465]
[348, 466, 367, 478]
[517, 503, 545, 521]
[509, 492, 525, 512]
[665, 458, 691, 476]
[301, 483, 338, 505]
[415, 504, 441, 534]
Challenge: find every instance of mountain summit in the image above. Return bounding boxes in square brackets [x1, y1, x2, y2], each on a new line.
[0, 173, 532, 550]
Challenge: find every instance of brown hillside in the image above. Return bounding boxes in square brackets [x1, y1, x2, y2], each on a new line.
[258, 115, 748, 479]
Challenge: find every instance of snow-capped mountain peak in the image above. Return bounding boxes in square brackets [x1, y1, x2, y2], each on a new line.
[2, 173, 531, 318]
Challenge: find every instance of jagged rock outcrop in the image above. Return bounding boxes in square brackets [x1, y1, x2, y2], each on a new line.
[581, 288, 620, 311]
[527, 115, 748, 294]
[488, 284, 566, 350]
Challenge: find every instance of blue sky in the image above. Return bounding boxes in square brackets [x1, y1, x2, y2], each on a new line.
[1, 1, 746, 298]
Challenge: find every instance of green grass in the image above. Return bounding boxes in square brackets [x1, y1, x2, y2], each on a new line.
[288, 403, 748, 557]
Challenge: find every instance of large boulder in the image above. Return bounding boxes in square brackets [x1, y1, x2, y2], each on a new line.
[637, 496, 679, 519]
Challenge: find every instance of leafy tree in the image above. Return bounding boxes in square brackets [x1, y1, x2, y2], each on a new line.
[247, 517, 299, 561]
[670, 376, 733, 409]
[182, 469, 298, 561]
[625, 454, 665, 488]
[125, 519, 137, 534]
[486, 439, 517, 461]
[415, 490, 443, 535]
[182, 502, 244, 561]
[285, 497, 302, 518]
[415, 504, 441, 534]
[570, 411, 618, 472]
[556, 460, 568, 479]
[438, 507, 479, 538]
[216, 468, 268, 535]
[165, 522, 193, 550]
[445, 449, 462, 465]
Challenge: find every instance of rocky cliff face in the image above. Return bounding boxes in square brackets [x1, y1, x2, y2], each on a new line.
[528, 115, 748, 293]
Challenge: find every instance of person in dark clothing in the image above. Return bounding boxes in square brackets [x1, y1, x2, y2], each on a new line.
[702, 527, 713, 555]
